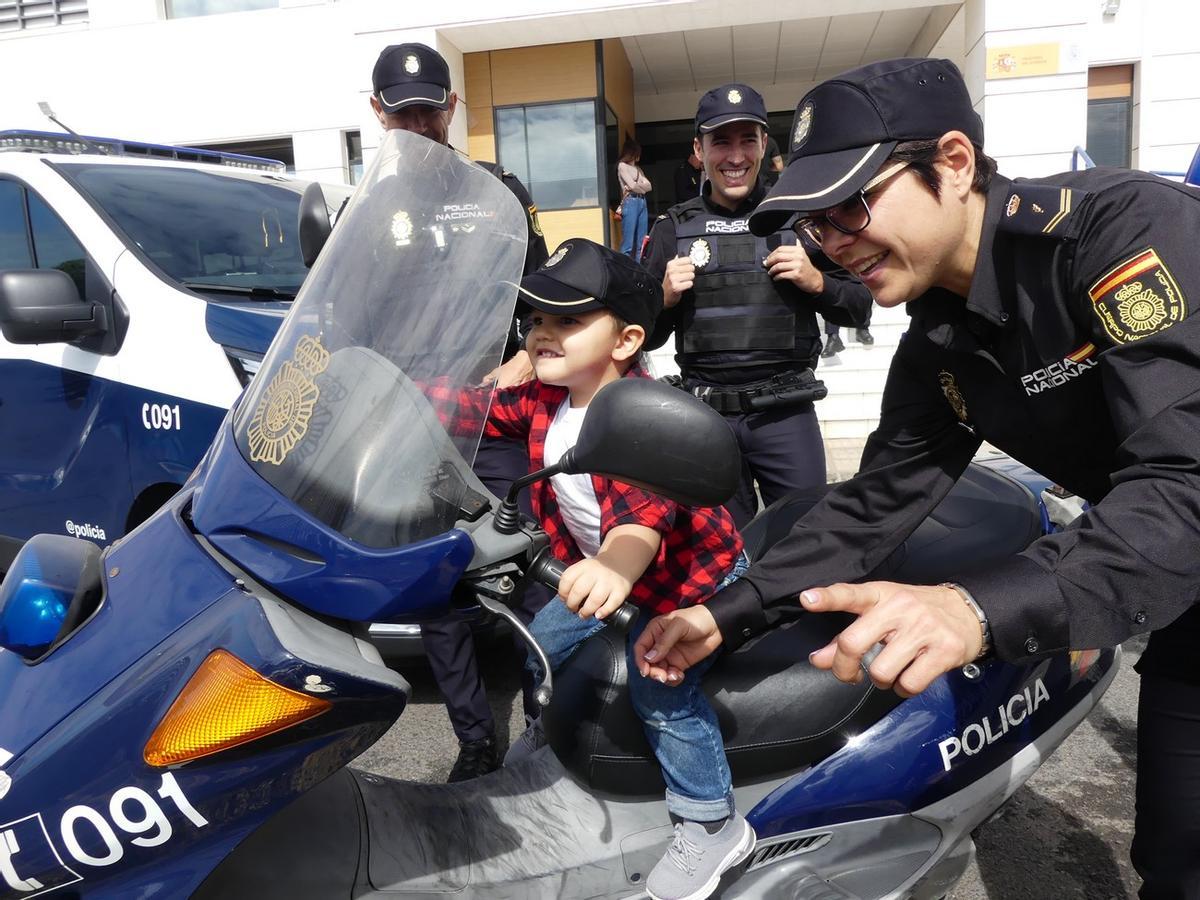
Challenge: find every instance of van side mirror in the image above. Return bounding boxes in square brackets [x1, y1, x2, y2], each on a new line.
[298, 182, 332, 268]
[0, 270, 108, 345]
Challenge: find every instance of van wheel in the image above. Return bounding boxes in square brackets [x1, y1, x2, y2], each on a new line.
[126, 483, 183, 533]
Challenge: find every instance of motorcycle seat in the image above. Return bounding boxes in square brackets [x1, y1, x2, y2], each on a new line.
[545, 461, 1043, 796]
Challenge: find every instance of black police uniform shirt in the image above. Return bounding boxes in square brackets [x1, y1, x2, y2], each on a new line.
[708, 167, 1200, 680]
[641, 180, 872, 386]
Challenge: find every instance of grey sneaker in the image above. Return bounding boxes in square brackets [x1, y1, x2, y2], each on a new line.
[646, 814, 756, 900]
[502, 716, 546, 766]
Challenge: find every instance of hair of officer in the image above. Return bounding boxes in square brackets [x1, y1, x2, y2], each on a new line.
[889, 138, 997, 194]
[619, 137, 642, 164]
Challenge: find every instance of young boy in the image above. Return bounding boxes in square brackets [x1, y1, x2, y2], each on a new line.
[477, 238, 754, 900]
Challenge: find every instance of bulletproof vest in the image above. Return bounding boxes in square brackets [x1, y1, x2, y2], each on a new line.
[671, 201, 810, 363]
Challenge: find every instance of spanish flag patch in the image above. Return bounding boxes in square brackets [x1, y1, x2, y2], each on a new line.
[1087, 248, 1186, 344]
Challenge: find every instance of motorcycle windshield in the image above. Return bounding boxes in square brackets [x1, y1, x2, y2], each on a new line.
[232, 130, 526, 548]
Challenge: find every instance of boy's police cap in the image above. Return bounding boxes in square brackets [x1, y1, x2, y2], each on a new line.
[372, 43, 451, 112]
[517, 239, 663, 334]
[695, 83, 768, 134]
[750, 58, 984, 235]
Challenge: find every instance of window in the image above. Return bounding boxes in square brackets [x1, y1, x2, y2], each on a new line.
[0, 0, 87, 33]
[165, 0, 276, 18]
[1087, 65, 1133, 168]
[0, 181, 34, 269]
[496, 101, 599, 211]
[345, 131, 363, 185]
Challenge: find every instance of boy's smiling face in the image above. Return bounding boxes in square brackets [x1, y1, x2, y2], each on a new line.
[525, 309, 643, 404]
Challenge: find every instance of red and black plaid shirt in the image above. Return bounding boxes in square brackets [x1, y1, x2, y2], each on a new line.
[428, 369, 743, 614]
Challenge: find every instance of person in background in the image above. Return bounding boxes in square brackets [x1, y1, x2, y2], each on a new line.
[617, 137, 652, 262]
[674, 149, 704, 201]
[642, 83, 872, 528]
[762, 133, 785, 186]
[371, 41, 550, 782]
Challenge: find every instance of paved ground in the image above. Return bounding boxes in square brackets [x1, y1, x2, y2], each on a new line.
[354, 634, 1146, 899]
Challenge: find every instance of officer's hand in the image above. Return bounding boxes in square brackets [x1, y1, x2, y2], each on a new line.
[559, 559, 634, 621]
[633, 605, 723, 685]
[662, 256, 696, 309]
[764, 244, 824, 294]
[488, 349, 535, 388]
[802, 582, 984, 697]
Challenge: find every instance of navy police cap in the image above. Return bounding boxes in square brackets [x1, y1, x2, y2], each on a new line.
[750, 58, 984, 235]
[373, 43, 452, 112]
[516, 239, 663, 335]
[695, 83, 768, 134]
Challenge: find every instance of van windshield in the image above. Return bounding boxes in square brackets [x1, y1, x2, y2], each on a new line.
[55, 162, 314, 296]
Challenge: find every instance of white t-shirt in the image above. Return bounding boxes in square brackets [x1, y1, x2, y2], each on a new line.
[543, 401, 603, 558]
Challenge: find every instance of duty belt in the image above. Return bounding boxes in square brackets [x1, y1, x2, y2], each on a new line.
[670, 370, 828, 414]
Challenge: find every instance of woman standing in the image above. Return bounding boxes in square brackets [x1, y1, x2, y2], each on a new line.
[617, 137, 652, 261]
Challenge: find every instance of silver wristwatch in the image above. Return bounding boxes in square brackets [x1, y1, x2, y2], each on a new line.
[942, 582, 993, 659]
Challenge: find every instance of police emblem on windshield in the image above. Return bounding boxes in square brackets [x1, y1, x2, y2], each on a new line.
[545, 244, 570, 268]
[404, 54, 420, 75]
[792, 101, 814, 150]
[727, 89, 743, 104]
[689, 239, 711, 268]
[392, 210, 414, 247]
[1088, 248, 1187, 344]
[247, 335, 330, 466]
[938, 370, 969, 423]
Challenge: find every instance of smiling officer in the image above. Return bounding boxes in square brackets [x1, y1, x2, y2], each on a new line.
[635, 57, 1200, 896]
[641, 83, 872, 527]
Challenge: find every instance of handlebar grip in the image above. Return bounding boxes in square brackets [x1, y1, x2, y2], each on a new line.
[528, 550, 640, 633]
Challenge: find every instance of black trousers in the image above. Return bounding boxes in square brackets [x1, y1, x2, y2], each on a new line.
[825, 312, 871, 335]
[1133, 672, 1200, 898]
[419, 435, 550, 743]
[721, 403, 827, 529]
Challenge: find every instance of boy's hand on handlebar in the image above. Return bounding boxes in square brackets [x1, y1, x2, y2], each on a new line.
[633, 606, 723, 685]
[560, 559, 634, 621]
[802, 581, 983, 697]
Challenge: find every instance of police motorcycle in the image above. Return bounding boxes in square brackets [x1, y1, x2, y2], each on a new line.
[0, 129, 1117, 900]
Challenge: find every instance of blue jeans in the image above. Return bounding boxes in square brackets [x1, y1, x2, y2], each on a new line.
[527, 552, 749, 821]
[620, 194, 648, 261]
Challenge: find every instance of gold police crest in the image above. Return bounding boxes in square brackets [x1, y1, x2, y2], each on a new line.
[392, 210, 414, 247]
[727, 89, 743, 104]
[938, 370, 969, 423]
[247, 335, 330, 466]
[689, 239, 711, 268]
[1088, 247, 1187, 344]
[403, 54, 420, 75]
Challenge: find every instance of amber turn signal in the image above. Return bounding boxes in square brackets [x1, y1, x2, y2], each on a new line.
[144, 648, 331, 767]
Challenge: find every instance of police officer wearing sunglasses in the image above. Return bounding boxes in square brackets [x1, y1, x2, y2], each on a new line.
[636, 57, 1200, 895]
[641, 83, 872, 527]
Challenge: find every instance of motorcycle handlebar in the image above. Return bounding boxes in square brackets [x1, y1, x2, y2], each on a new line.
[527, 551, 640, 633]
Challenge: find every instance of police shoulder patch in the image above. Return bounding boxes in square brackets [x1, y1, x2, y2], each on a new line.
[1088, 247, 1187, 344]
[998, 183, 1087, 238]
[527, 204, 543, 237]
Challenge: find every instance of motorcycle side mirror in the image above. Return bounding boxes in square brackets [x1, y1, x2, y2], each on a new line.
[492, 379, 740, 534]
[298, 181, 332, 268]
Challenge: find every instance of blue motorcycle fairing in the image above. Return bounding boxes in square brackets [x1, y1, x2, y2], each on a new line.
[190, 420, 476, 623]
[0, 488, 235, 763]
[0, 554, 405, 899]
[748, 648, 1117, 838]
[204, 298, 288, 357]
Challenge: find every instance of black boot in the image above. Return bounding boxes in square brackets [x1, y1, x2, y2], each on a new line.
[448, 733, 500, 782]
[855, 327, 874, 345]
[821, 333, 845, 358]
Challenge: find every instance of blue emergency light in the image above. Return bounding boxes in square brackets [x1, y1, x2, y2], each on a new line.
[0, 534, 102, 662]
[0, 129, 286, 173]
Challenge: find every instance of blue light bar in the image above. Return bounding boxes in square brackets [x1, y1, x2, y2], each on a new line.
[0, 129, 286, 173]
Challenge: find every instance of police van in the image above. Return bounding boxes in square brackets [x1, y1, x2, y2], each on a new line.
[0, 129, 352, 570]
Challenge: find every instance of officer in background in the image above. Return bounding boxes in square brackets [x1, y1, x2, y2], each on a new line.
[372, 42, 550, 781]
[642, 83, 872, 527]
[635, 58, 1200, 896]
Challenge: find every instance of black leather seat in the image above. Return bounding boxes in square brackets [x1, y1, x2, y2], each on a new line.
[545, 461, 1043, 797]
